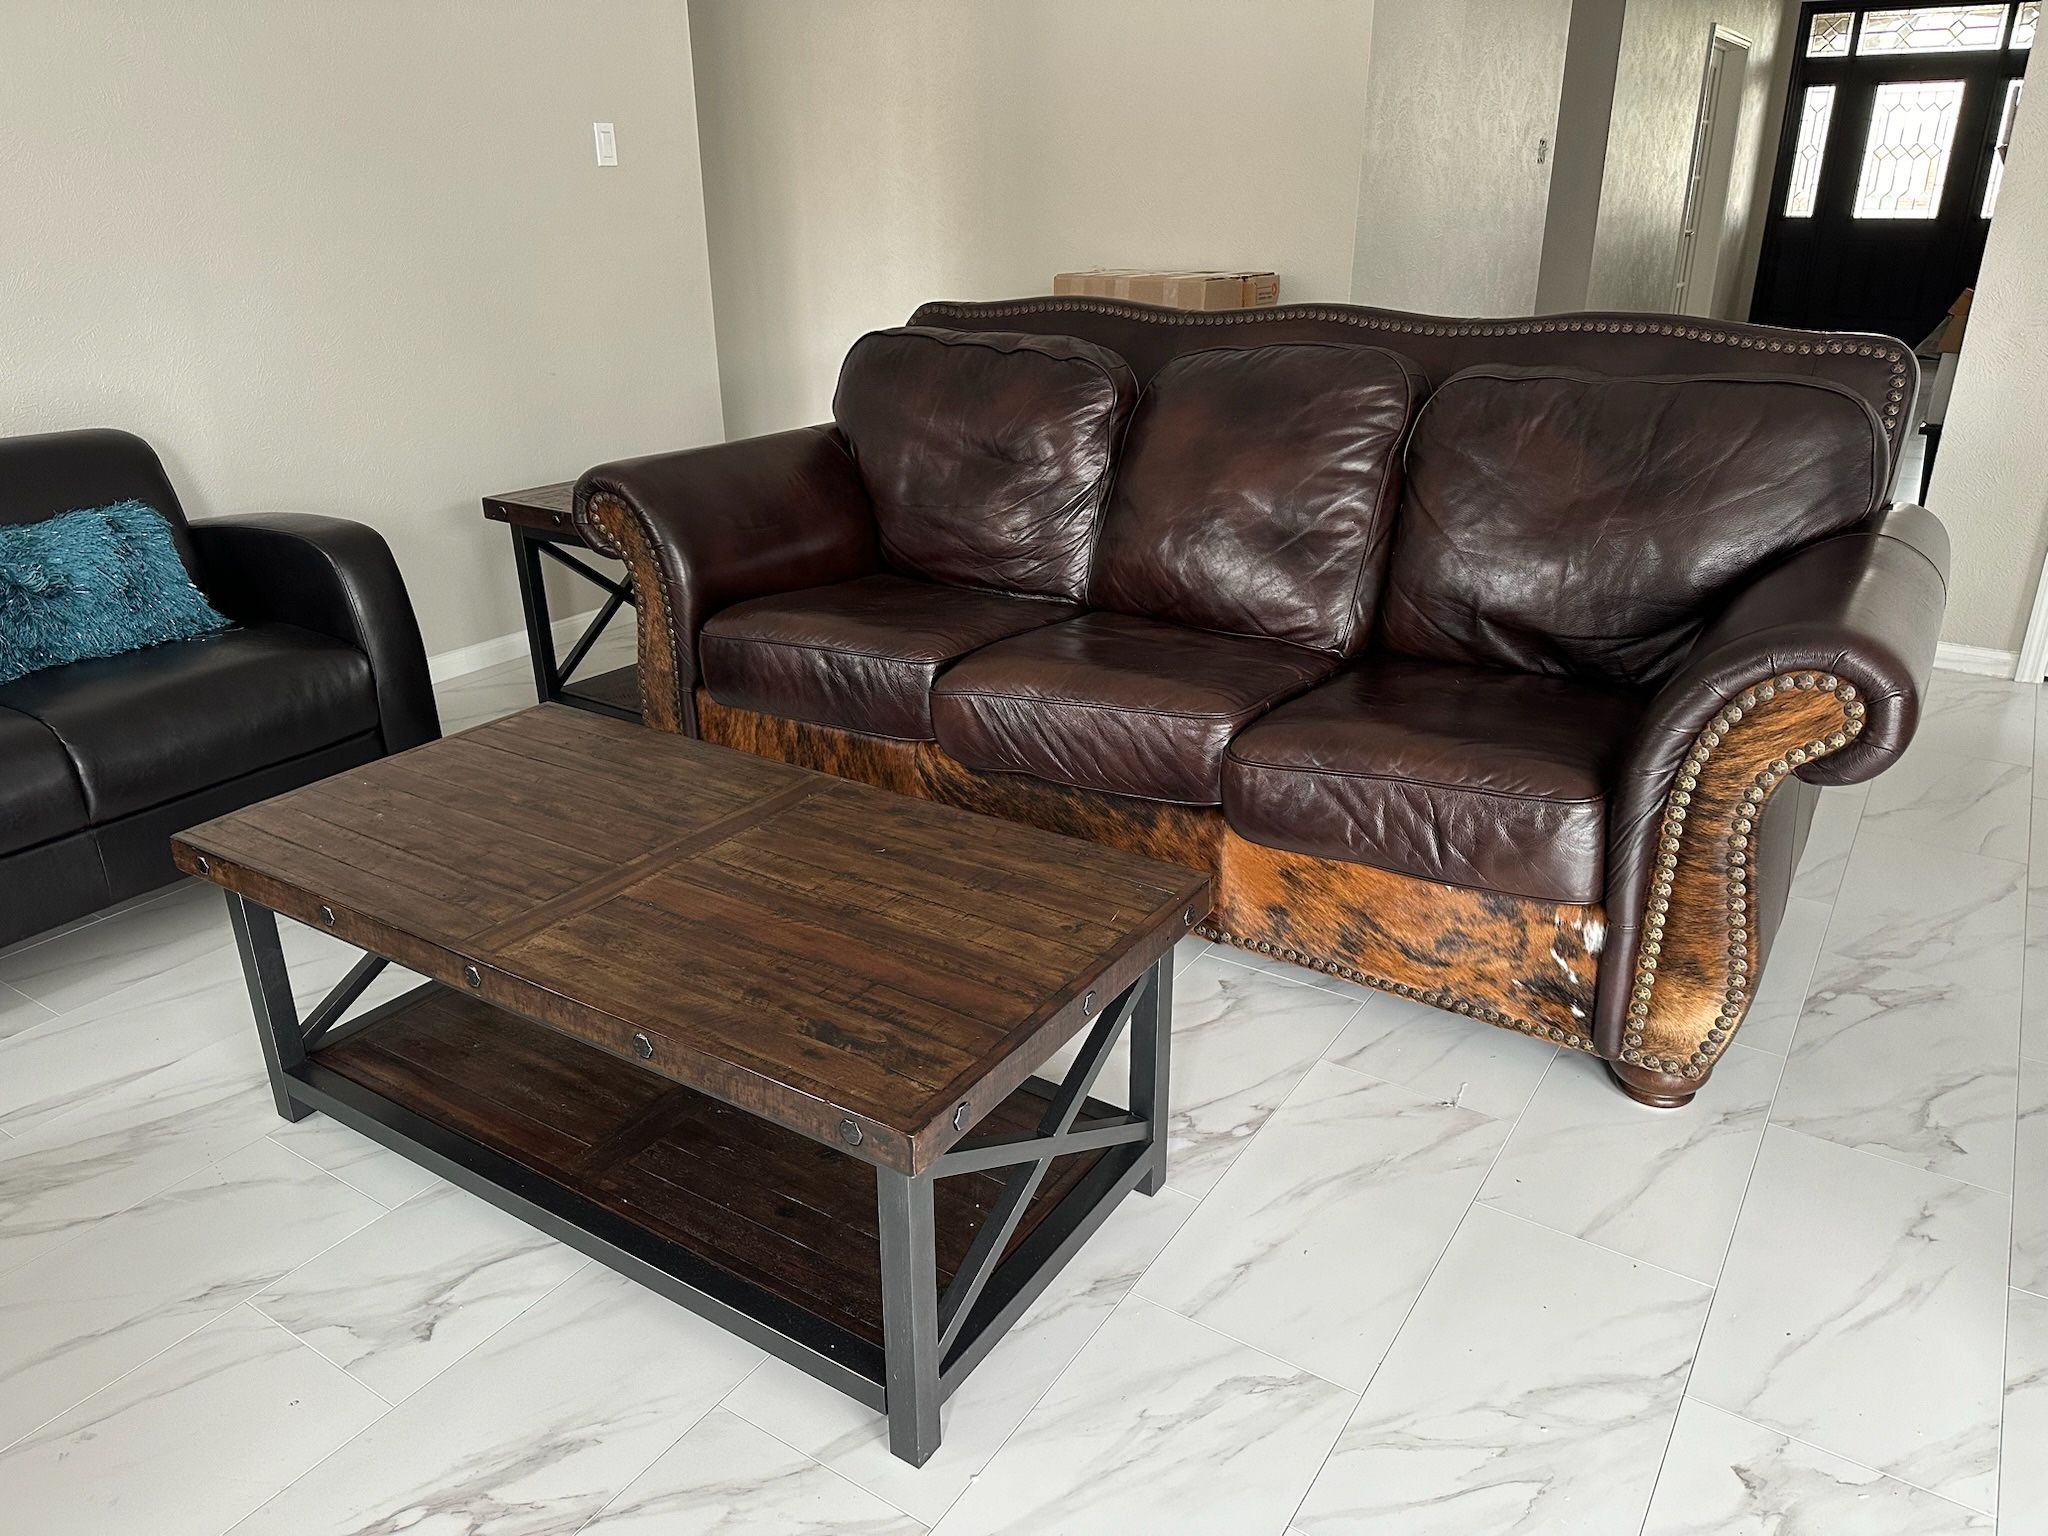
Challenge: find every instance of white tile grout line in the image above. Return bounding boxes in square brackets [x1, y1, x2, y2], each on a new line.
[1678, 1396, 1999, 1518]
[1274, 1036, 1568, 1534]
[232, 1253, 598, 1530]
[238, 1298, 400, 1409]
[0, 1153, 391, 1460]
[1632, 871, 1823, 1531]
[571, 1388, 933, 1536]
[1477, 1200, 1718, 1296]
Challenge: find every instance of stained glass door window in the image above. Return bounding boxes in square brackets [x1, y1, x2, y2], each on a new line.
[1853, 78, 1968, 216]
[1858, 4, 2012, 51]
[1809, 10, 1856, 52]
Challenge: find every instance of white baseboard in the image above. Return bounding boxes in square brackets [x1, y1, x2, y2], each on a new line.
[427, 608, 616, 685]
[1934, 642, 2021, 680]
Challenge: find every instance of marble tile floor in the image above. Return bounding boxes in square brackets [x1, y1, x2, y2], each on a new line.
[0, 658, 2043, 1533]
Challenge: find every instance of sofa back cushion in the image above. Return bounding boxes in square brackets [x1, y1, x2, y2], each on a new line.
[1090, 343, 1422, 656]
[1380, 366, 1888, 687]
[0, 428, 198, 578]
[833, 326, 1135, 601]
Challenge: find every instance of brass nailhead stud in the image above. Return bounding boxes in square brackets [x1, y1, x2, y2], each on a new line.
[839, 1118, 864, 1147]
[463, 964, 482, 988]
[632, 1032, 654, 1060]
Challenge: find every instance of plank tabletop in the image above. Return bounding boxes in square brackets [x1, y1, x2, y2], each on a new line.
[480, 480, 576, 534]
[172, 705, 1210, 1172]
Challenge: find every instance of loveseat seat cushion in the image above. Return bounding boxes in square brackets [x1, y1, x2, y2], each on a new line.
[0, 705, 87, 855]
[1380, 366, 1889, 688]
[0, 625, 379, 823]
[931, 612, 1335, 804]
[833, 327, 1135, 601]
[1222, 655, 1643, 904]
[699, 574, 1079, 740]
[1090, 343, 1422, 655]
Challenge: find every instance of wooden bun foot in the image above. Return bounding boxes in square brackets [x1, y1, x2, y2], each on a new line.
[1609, 1059, 1700, 1109]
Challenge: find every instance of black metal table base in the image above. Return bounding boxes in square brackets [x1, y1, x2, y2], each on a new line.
[223, 891, 1171, 1466]
[508, 522, 640, 721]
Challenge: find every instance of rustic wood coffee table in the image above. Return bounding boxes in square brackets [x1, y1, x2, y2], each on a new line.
[171, 705, 1209, 1465]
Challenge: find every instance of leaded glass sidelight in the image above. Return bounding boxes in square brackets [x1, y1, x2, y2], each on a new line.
[2016, 1, 2039, 45]
[1853, 78, 1968, 217]
[1983, 78, 2025, 214]
[1785, 86, 1839, 216]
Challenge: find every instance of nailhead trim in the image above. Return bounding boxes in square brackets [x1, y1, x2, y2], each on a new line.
[912, 301, 1914, 439]
[1191, 925, 1598, 1054]
[1627, 674, 1864, 1081]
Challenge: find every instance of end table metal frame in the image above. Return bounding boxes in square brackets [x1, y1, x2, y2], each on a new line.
[225, 890, 1171, 1466]
[507, 520, 639, 721]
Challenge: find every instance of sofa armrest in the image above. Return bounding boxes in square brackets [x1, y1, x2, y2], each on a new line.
[1627, 502, 1949, 799]
[1598, 503, 1950, 1097]
[189, 513, 440, 753]
[573, 425, 878, 733]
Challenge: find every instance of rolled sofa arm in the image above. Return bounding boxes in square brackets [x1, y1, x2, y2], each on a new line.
[574, 426, 878, 733]
[1597, 504, 1950, 1100]
[189, 513, 440, 753]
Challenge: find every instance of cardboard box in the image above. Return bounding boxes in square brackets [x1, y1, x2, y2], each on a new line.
[1053, 268, 1280, 310]
[1938, 287, 1973, 353]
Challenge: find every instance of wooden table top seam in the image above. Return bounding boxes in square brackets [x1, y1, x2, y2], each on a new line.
[467, 780, 824, 954]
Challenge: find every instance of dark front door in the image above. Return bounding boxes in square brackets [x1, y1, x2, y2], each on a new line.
[1752, 3, 2031, 341]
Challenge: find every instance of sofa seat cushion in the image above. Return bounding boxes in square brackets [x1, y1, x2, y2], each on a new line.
[0, 625, 379, 823]
[931, 612, 1336, 805]
[0, 705, 88, 855]
[700, 574, 1080, 740]
[1222, 656, 1644, 903]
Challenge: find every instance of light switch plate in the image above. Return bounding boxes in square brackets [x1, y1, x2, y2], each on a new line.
[593, 122, 617, 167]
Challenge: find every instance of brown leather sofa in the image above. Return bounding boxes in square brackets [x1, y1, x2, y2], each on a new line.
[575, 298, 1949, 1108]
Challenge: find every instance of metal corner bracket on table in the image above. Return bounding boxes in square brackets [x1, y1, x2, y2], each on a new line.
[223, 888, 1173, 1467]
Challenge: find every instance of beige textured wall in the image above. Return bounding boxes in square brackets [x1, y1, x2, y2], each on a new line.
[1926, 79, 2048, 655]
[0, 1, 724, 658]
[689, 0, 1378, 440]
[1351, 0, 1573, 314]
[1586, 0, 1792, 316]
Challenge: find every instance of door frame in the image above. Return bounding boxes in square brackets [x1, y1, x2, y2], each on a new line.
[1675, 25, 1755, 316]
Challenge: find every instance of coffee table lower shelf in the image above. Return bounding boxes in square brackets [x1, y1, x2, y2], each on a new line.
[284, 982, 1152, 1439]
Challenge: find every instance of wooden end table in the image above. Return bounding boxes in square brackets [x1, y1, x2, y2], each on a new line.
[172, 706, 1209, 1465]
[482, 482, 640, 721]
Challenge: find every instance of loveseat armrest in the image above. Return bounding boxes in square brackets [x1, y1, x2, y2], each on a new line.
[574, 426, 878, 733]
[189, 513, 439, 753]
[1599, 504, 1950, 1100]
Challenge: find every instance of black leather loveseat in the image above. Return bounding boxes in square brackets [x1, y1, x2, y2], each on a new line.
[1, 428, 439, 947]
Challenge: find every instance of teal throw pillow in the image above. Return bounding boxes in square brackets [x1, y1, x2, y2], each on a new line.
[0, 500, 230, 685]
